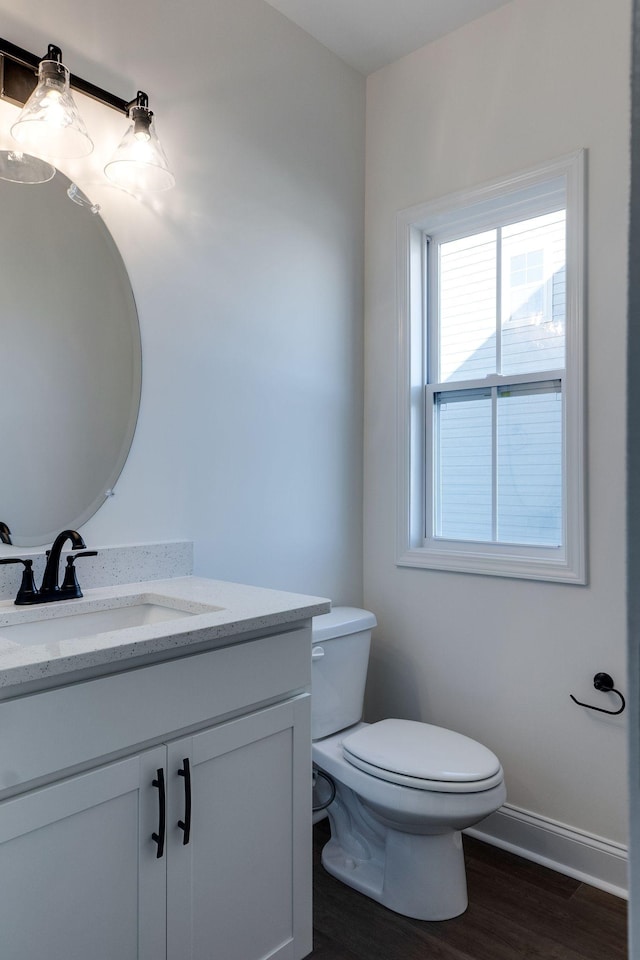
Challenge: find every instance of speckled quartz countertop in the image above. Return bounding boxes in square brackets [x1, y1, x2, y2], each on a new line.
[0, 576, 330, 696]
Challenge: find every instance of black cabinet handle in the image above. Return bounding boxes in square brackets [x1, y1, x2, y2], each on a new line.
[152, 768, 166, 859]
[177, 758, 192, 845]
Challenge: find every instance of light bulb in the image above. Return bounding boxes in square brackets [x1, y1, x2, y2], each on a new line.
[133, 110, 152, 142]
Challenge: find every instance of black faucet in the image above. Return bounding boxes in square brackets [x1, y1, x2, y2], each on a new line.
[39, 529, 88, 601]
[0, 522, 11, 545]
[0, 529, 98, 605]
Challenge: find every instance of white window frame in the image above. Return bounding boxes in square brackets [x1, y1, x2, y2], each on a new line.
[396, 151, 586, 583]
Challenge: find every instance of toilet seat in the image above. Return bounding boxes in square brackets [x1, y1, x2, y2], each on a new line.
[342, 719, 504, 794]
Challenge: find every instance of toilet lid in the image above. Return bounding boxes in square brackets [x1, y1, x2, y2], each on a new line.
[342, 719, 502, 789]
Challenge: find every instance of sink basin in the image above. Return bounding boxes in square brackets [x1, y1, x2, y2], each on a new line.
[0, 594, 221, 648]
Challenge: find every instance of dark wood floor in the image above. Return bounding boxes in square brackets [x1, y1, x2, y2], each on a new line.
[311, 819, 628, 960]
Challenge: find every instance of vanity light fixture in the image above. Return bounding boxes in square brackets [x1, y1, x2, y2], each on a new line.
[104, 91, 175, 192]
[0, 36, 174, 192]
[11, 45, 93, 159]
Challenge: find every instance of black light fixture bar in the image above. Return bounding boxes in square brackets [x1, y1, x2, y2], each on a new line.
[0, 36, 128, 113]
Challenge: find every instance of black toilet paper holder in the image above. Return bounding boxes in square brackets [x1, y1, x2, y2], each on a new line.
[570, 672, 626, 715]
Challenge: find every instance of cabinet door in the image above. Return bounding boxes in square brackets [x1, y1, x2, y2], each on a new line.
[0, 746, 166, 960]
[167, 695, 312, 960]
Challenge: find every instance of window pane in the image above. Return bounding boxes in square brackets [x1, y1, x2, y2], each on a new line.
[439, 231, 496, 382]
[501, 212, 566, 375]
[497, 382, 563, 546]
[435, 390, 492, 540]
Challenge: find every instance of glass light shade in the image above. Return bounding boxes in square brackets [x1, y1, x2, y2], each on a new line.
[0, 149, 55, 184]
[104, 107, 175, 193]
[10, 59, 93, 159]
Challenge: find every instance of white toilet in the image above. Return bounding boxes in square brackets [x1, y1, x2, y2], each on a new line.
[311, 607, 506, 921]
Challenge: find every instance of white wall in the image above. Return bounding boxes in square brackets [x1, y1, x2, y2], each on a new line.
[0, 0, 365, 603]
[364, 0, 630, 869]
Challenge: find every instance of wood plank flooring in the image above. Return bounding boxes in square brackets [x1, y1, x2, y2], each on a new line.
[311, 820, 628, 960]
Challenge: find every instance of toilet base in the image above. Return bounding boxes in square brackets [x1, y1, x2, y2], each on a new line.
[312, 726, 505, 921]
[320, 814, 468, 921]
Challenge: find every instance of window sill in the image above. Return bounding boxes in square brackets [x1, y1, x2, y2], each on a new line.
[396, 545, 586, 584]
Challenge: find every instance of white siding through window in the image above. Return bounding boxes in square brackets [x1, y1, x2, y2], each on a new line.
[430, 209, 566, 549]
[496, 382, 562, 546]
[501, 212, 566, 376]
[440, 231, 497, 382]
[436, 389, 492, 540]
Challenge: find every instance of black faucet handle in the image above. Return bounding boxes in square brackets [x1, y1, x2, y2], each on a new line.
[0, 558, 39, 605]
[61, 550, 98, 598]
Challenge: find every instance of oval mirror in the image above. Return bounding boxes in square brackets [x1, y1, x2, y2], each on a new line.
[0, 166, 141, 546]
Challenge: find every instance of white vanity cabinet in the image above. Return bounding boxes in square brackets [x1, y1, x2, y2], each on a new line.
[0, 622, 313, 960]
[166, 697, 309, 960]
[0, 745, 167, 960]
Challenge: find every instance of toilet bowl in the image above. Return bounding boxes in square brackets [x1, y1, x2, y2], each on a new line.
[311, 607, 506, 921]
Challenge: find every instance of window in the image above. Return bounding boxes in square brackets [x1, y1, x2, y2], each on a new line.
[396, 153, 585, 582]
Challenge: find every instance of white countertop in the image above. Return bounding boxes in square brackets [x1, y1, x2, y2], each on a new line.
[0, 576, 330, 695]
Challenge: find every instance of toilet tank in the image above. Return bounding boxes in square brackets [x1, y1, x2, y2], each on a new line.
[311, 606, 377, 741]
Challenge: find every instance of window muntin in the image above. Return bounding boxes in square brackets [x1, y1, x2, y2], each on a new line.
[396, 152, 585, 582]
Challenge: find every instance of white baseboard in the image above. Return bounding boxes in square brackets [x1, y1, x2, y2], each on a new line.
[465, 803, 628, 899]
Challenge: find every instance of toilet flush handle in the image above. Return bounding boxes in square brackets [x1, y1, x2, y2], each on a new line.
[312, 646, 325, 659]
